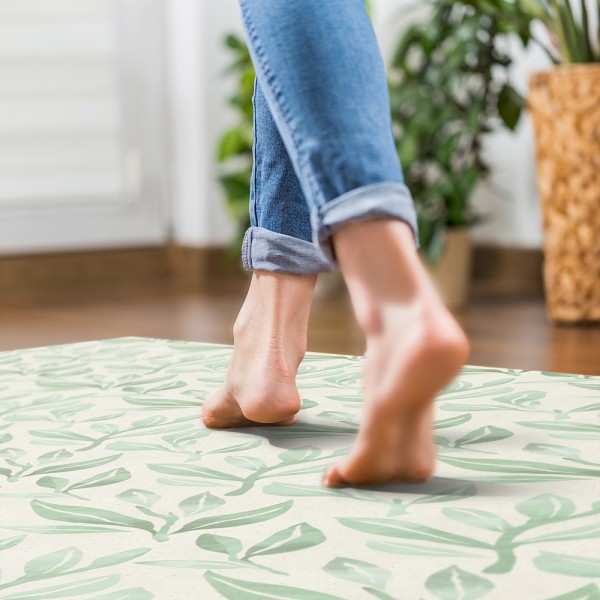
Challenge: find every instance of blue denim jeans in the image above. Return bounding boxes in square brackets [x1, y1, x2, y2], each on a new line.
[239, 0, 419, 274]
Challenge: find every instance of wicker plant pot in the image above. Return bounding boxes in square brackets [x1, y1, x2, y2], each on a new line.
[528, 65, 600, 324]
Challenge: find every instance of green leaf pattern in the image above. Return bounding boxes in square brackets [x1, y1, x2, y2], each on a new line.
[0, 337, 598, 598]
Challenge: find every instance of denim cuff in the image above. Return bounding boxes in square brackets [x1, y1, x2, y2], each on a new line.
[241, 226, 334, 274]
[311, 182, 420, 265]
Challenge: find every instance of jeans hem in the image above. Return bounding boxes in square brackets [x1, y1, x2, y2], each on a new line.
[241, 226, 333, 274]
[312, 182, 420, 265]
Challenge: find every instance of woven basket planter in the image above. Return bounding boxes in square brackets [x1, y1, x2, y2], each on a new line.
[528, 65, 600, 324]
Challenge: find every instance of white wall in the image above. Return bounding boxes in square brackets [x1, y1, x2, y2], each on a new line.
[168, 0, 549, 248]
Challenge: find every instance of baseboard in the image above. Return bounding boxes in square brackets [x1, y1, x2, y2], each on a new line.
[471, 245, 544, 298]
[0, 244, 542, 298]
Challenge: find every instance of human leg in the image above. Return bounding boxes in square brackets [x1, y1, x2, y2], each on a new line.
[202, 80, 326, 428]
[209, 0, 469, 484]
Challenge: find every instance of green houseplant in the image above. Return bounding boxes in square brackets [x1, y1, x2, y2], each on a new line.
[525, 0, 600, 322]
[388, 0, 533, 267]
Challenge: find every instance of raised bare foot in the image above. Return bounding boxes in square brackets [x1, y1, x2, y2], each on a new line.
[202, 271, 317, 428]
[323, 220, 469, 487]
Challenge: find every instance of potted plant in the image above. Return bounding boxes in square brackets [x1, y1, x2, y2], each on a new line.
[388, 0, 533, 307]
[525, 0, 600, 323]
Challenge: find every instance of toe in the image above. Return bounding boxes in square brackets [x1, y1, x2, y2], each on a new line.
[322, 464, 347, 488]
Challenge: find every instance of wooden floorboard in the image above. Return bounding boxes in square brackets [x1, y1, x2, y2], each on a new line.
[1, 280, 598, 375]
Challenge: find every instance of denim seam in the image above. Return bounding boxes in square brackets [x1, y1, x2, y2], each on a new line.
[250, 78, 260, 227]
[238, 1, 324, 209]
[241, 228, 252, 270]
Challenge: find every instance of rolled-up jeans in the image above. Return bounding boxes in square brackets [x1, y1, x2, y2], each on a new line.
[239, 0, 419, 274]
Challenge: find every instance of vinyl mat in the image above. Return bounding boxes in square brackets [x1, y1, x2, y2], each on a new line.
[1, 338, 599, 600]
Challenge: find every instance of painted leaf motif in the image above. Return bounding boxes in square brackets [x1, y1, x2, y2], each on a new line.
[29, 430, 95, 443]
[85, 588, 154, 600]
[0, 534, 26, 552]
[516, 494, 576, 521]
[522, 523, 600, 545]
[516, 421, 600, 435]
[204, 571, 345, 600]
[148, 464, 242, 482]
[524, 443, 581, 459]
[4, 525, 124, 534]
[533, 552, 600, 578]
[24, 546, 83, 576]
[207, 439, 262, 455]
[87, 548, 151, 569]
[225, 456, 266, 471]
[278, 446, 322, 463]
[29, 454, 122, 477]
[178, 492, 225, 516]
[116, 489, 160, 508]
[425, 565, 494, 600]
[367, 540, 482, 558]
[37, 476, 69, 491]
[31, 500, 155, 532]
[243, 522, 325, 558]
[434, 414, 472, 429]
[196, 533, 243, 558]
[90, 423, 119, 435]
[338, 518, 490, 548]
[323, 557, 391, 589]
[175, 500, 293, 534]
[131, 416, 167, 428]
[263, 482, 355, 499]
[454, 426, 513, 446]
[68, 468, 131, 491]
[138, 559, 240, 569]
[0, 574, 119, 600]
[442, 508, 511, 532]
[545, 584, 600, 600]
[437, 456, 600, 478]
[36, 450, 73, 465]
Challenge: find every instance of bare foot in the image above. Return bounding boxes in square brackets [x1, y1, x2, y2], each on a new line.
[202, 271, 317, 428]
[323, 220, 469, 487]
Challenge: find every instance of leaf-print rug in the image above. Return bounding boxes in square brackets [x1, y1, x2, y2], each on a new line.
[1, 337, 599, 600]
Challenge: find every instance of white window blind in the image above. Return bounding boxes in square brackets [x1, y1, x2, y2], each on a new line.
[0, 0, 167, 253]
[0, 0, 123, 205]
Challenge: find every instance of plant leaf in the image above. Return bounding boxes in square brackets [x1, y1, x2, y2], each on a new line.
[454, 426, 513, 446]
[175, 500, 293, 534]
[533, 551, 600, 578]
[196, 533, 243, 558]
[425, 565, 494, 599]
[204, 571, 345, 599]
[225, 456, 266, 471]
[178, 492, 225, 516]
[442, 508, 511, 532]
[323, 557, 391, 589]
[24, 547, 83, 576]
[31, 500, 155, 532]
[516, 493, 576, 521]
[68, 468, 131, 491]
[0, 574, 119, 600]
[243, 522, 325, 558]
[116, 489, 160, 508]
[88, 548, 151, 569]
[0, 534, 26, 551]
[29, 454, 122, 477]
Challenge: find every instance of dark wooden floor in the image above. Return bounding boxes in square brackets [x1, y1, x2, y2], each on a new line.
[1, 278, 599, 375]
